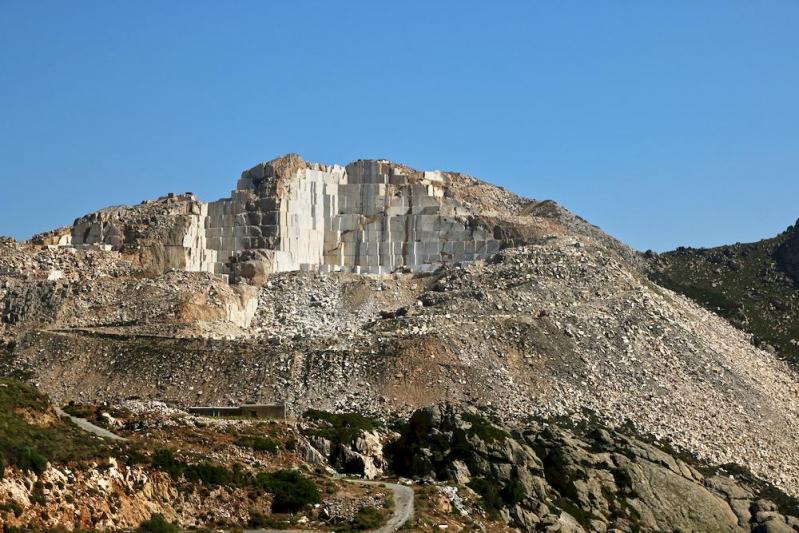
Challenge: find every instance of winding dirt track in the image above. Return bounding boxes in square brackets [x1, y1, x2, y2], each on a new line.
[246, 479, 414, 533]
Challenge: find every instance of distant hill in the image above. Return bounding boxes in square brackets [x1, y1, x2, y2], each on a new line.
[648, 220, 799, 367]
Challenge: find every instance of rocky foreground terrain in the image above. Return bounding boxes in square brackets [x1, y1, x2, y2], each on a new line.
[2, 378, 798, 532]
[1, 154, 798, 531]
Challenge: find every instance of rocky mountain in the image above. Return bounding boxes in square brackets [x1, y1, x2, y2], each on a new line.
[648, 220, 799, 367]
[2, 154, 799, 531]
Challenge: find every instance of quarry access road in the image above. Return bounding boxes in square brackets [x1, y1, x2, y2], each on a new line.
[55, 407, 128, 441]
[245, 478, 414, 533]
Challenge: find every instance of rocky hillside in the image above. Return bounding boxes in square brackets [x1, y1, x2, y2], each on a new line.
[0, 378, 415, 532]
[3, 380, 797, 532]
[2, 155, 799, 530]
[388, 404, 799, 532]
[648, 220, 799, 366]
[6, 234, 799, 501]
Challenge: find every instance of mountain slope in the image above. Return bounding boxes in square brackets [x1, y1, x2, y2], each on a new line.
[648, 220, 799, 367]
[6, 235, 799, 499]
[1, 155, 799, 528]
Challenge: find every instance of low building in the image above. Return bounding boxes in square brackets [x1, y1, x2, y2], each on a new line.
[188, 403, 286, 419]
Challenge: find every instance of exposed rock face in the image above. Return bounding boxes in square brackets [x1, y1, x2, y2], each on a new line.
[232, 157, 511, 277]
[388, 405, 799, 532]
[64, 155, 527, 280]
[0, 460, 268, 531]
[777, 220, 799, 285]
[37, 154, 641, 283]
[68, 193, 221, 276]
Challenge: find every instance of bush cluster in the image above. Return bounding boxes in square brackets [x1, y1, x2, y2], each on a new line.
[255, 469, 321, 513]
[151, 449, 249, 486]
[303, 409, 378, 445]
[151, 450, 320, 515]
[235, 435, 280, 454]
[138, 513, 179, 533]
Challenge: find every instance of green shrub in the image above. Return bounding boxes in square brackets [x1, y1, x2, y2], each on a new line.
[138, 513, 179, 533]
[351, 506, 382, 530]
[151, 449, 185, 479]
[255, 469, 321, 513]
[124, 447, 149, 465]
[151, 449, 234, 486]
[468, 477, 503, 519]
[31, 481, 46, 505]
[247, 511, 269, 528]
[231, 462, 253, 486]
[247, 511, 289, 529]
[500, 475, 527, 505]
[461, 413, 509, 443]
[335, 505, 383, 532]
[18, 446, 48, 474]
[63, 403, 94, 419]
[0, 501, 23, 518]
[184, 461, 233, 485]
[303, 409, 378, 445]
[235, 436, 280, 454]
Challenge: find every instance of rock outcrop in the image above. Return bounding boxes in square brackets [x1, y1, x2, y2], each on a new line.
[388, 405, 799, 532]
[777, 220, 799, 285]
[61, 155, 531, 281]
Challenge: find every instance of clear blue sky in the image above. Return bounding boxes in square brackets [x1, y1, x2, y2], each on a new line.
[1, 1, 797, 251]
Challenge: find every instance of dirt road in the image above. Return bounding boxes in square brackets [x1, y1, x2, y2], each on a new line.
[55, 407, 127, 441]
[246, 478, 414, 533]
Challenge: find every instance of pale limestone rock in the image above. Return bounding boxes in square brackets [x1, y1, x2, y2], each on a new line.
[61, 155, 513, 281]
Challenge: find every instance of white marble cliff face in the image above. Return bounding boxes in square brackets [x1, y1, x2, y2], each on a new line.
[65, 156, 506, 280]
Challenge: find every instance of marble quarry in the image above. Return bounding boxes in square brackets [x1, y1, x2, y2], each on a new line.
[59, 155, 508, 282]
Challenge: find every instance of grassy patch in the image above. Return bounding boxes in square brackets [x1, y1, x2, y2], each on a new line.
[467, 477, 503, 519]
[0, 378, 117, 473]
[334, 505, 383, 532]
[554, 497, 602, 530]
[461, 412, 509, 443]
[62, 403, 95, 419]
[235, 435, 280, 454]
